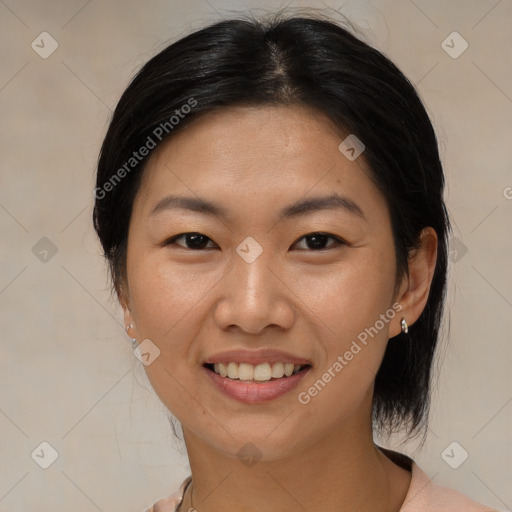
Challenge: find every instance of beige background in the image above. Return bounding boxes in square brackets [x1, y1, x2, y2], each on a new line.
[1, 0, 511, 510]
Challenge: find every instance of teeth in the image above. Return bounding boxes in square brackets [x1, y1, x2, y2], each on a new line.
[238, 363, 254, 381]
[218, 363, 228, 377]
[210, 362, 306, 381]
[271, 362, 284, 378]
[227, 362, 238, 379]
[254, 363, 272, 381]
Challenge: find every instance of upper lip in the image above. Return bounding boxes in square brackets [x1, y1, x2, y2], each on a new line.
[203, 349, 311, 366]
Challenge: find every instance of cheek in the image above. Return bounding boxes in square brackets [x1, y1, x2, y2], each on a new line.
[294, 270, 397, 426]
[289, 247, 397, 402]
[125, 252, 228, 409]
[125, 256, 212, 421]
[288, 247, 396, 342]
[128, 252, 222, 337]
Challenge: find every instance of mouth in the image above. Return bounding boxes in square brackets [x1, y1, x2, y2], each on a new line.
[203, 362, 311, 382]
[203, 361, 311, 404]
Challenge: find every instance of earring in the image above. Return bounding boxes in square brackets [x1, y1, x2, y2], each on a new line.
[125, 323, 137, 343]
[401, 318, 408, 334]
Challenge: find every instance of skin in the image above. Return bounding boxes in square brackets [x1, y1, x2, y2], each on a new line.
[121, 104, 438, 512]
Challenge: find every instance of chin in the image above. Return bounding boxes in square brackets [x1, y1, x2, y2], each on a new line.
[185, 416, 316, 463]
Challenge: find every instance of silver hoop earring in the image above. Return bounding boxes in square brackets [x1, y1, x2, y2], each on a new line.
[401, 318, 408, 334]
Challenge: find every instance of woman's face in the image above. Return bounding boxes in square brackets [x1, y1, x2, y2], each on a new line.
[123, 105, 405, 460]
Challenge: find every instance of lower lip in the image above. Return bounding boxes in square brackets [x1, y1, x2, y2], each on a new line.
[203, 366, 310, 404]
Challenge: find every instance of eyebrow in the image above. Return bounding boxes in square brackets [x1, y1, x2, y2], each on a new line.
[149, 193, 366, 221]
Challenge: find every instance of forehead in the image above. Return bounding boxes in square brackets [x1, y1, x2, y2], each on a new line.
[133, 104, 388, 224]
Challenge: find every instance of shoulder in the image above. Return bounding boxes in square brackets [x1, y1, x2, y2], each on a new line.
[142, 465, 499, 512]
[401, 461, 499, 512]
[143, 476, 192, 512]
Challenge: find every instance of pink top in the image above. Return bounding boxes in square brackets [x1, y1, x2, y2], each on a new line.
[144, 456, 498, 512]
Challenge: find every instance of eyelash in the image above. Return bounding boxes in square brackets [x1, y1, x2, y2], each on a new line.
[163, 232, 347, 251]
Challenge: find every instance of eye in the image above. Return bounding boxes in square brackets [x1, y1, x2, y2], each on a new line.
[292, 232, 346, 251]
[163, 231, 346, 251]
[164, 232, 217, 250]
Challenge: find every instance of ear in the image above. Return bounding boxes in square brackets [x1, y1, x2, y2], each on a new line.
[389, 227, 438, 337]
[119, 286, 139, 341]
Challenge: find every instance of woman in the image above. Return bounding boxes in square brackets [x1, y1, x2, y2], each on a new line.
[93, 12, 498, 512]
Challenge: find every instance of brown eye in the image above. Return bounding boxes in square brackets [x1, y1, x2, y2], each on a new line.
[292, 232, 345, 251]
[165, 232, 216, 250]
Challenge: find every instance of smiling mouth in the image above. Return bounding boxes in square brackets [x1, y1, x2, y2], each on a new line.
[203, 362, 311, 382]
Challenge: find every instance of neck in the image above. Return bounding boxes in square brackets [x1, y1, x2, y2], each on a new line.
[180, 420, 411, 512]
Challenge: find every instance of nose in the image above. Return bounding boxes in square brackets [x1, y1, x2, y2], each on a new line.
[213, 248, 295, 335]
